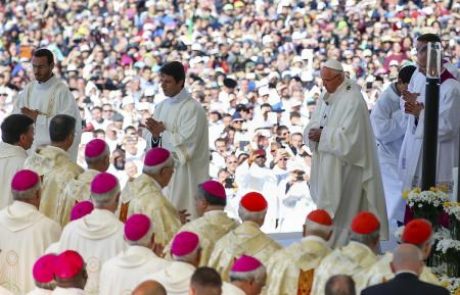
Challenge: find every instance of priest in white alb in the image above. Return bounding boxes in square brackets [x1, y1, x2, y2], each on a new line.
[265, 209, 333, 295]
[143, 61, 209, 219]
[163, 180, 239, 266]
[99, 214, 170, 295]
[27, 253, 58, 295]
[143, 231, 201, 295]
[123, 147, 182, 246]
[13, 48, 81, 161]
[208, 192, 281, 281]
[304, 59, 388, 247]
[24, 114, 83, 222]
[0, 169, 61, 294]
[222, 255, 267, 295]
[57, 139, 110, 226]
[0, 114, 35, 209]
[58, 172, 127, 295]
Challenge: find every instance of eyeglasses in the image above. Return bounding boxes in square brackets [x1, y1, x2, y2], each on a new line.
[282, 132, 289, 136]
[227, 161, 238, 164]
[0, 93, 7, 96]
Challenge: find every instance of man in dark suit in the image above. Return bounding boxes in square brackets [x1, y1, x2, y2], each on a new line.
[361, 244, 449, 295]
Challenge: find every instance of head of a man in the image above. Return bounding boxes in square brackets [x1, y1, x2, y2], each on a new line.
[11, 169, 41, 209]
[349, 211, 381, 253]
[396, 65, 417, 93]
[415, 33, 441, 75]
[171, 231, 201, 267]
[132, 280, 167, 295]
[84, 139, 110, 172]
[229, 255, 267, 295]
[189, 267, 222, 295]
[195, 180, 227, 217]
[252, 149, 266, 168]
[33, 254, 57, 291]
[142, 148, 175, 188]
[225, 155, 238, 174]
[124, 214, 156, 249]
[321, 60, 345, 94]
[54, 250, 88, 290]
[49, 114, 76, 151]
[303, 209, 333, 241]
[90, 172, 120, 212]
[401, 219, 433, 260]
[238, 192, 268, 227]
[160, 61, 185, 97]
[390, 244, 424, 276]
[1, 114, 34, 150]
[32, 48, 54, 83]
[324, 275, 356, 295]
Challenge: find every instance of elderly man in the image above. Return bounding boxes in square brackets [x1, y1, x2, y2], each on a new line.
[311, 212, 381, 295]
[57, 138, 110, 226]
[304, 59, 388, 247]
[222, 255, 267, 295]
[122, 147, 183, 246]
[24, 114, 84, 222]
[143, 61, 209, 219]
[0, 114, 34, 209]
[28, 254, 58, 294]
[0, 170, 61, 294]
[208, 192, 281, 281]
[164, 180, 238, 266]
[265, 209, 333, 295]
[58, 172, 127, 295]
[14, 48, 82, 161]
[99, 214, 169, 295]
[144, 231, 201, 295]
[52, 251, 88, 295]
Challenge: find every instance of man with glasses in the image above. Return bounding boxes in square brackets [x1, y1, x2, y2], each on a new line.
[13, 48, 81, 161]
[304, 59, 388, 247]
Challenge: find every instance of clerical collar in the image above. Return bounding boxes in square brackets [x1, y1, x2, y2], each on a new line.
[38, 74, 55, 85]
[168, 87, 187, 100]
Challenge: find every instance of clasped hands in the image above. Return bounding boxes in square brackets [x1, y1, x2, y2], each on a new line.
[145, 117, 166, 138]
[21, 107, 39, 121]
[402, 90, 424, 118]
[308, 128, 322, 142]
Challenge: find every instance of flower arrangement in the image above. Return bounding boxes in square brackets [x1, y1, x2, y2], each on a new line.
[436, 239, 460, 277]
[403, 187, 449, 227]
[439, 276, 460, 295]
[444, 202, 460, 240]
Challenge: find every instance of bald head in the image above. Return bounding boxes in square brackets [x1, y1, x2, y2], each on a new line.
[390, 244, 424, 276]
[325, 275, 355, 295]
[132, 280, 167, 295]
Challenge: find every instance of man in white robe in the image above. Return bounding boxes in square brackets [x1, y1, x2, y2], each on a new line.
[0, 114, 35, 209]
[143, 61, 209, 219]
[57, 139, 109, 226]
[370, 65, 416, 246]
[13, 48, 81, 161]
[304, 60, 388, 247]
[99, 214, 170, 295]
[222, 255, 267, 295]
[0, 170, 61, 294]
[399, 34, 460, 192]
[24, 114, 84, 222]
[58, 172, 127, 295]
[52, 250, 87, 295]
[143, 231, 201, 295]
[189, 267, 223, 295]
[27, 253, 58, 295]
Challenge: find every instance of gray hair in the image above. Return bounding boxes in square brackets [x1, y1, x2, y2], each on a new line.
[229, 265, 266, 284]
[172, 246, 201, 264]
[12, 182, 41, 201]
[90, 185, 120, 207]
[126, 225, 155, 248]
[349, 228, 380, 247]
[304, 219, 332, 236]
[85, 145, 110, 165]
[238, 206, 266, 222]
[142, 156, 175, 175]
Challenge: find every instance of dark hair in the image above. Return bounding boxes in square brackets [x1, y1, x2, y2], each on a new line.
[33, 48, 54, 65]
[160, 61, 185, 85]
[191, 267, 222, 289]
[398, 65, 417, 84]
[417, 33, 441, 43]
[325, 275, 356, 295]
[1, 114, 34, 144]
[91, 106, 102, 112]
[197, 185, 226, 206]
[49, 114, 76, 142]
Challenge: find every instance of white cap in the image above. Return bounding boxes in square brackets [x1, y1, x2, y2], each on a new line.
[323, 59, 344, 72]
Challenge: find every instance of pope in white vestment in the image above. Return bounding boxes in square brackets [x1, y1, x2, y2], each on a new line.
[13, 74, 82, 161]
[304, 61, 388, 247]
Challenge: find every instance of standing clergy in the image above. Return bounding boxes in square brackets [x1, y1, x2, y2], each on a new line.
[13, 48, 81, 161]
[51, 251, 87, 295]
[144, 231, 201, 295]
[304, 59, 388, 247]
[24, 114, 84, 222]
[99, 214, 170, 295]
[399, 33, 460, 192]
[370, 65, 416, 243]
[123, 147, 182, 246]
[57, 139, 110, 226]
[365, 219, 440, 287]
[164, 180, 239, 266]
[265, 209, 333, 295]
[0, 170, 61, 294]
[143, 61, 209, 219]
[311, 212, 381, 295]
[222, 255, 267, 295]
[0, 114, 35, 209]
[208, 192, 281, 281]
[27, 254, 58, 295]
[58, 172, 127, 295]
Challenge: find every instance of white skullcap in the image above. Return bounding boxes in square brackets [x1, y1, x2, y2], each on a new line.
[323, 60, 344, 72]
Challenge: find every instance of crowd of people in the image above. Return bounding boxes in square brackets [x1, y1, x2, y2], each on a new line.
[0, 0, 460, 294]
